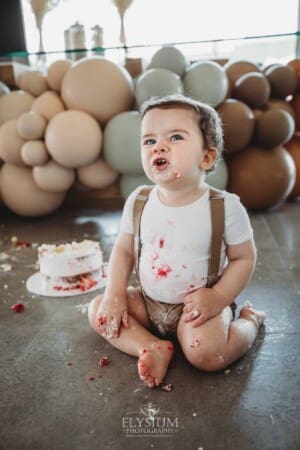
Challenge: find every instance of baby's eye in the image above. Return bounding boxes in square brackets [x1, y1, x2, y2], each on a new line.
[170, 134, 183, 141]
[143, 138, 156, 146]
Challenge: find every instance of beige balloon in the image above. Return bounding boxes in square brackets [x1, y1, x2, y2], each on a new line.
[47, 60, 72, 92]
[45, 110, 102, 168]
[19, 71, 49, 97]
[77, 158, 119, 188]
[0, 120, 26, 166]
[61, 56, 134, 125]
[33, 159, 75, 192]
[17, 111, 46, 140]
[0, 90, 35, 126]
[0, 163, 65, 216]
[31, 91, 65, 122]
[21, 140, 49, 166]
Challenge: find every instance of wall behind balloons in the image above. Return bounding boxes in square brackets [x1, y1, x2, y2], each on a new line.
[0, 47, 299, 217]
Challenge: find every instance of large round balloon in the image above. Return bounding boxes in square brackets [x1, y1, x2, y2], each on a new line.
[17, 111, 46, 140]
[233, 72, 270, 109]
[284, 136, 300, 198]
[18, 70, 48, 97]
[33, 160, 75, 192]
[77, 158, 119, 189]
[135, 68, 183, 108]
[47, 59, 72, 92]
[45, 110, 102, 168]
[120, 174, 153, 199]
[205, 158, 228, 190]
[61, 56, 134, 125]
[0, 163, 65, 216]
[255, 109, 295, 148]
[264, 64, 298, 99]
[226, 145, 296, 210]
[224, 60, 260, 83]
[148, 46, 187, 78]
[0, 90, 35, 125]
[217, 99, 255, 153]
[31, 91, 65, 122]
[183, 60, 228, 107]
[103, 111, 142, 174]
[0, 120, 26, 166]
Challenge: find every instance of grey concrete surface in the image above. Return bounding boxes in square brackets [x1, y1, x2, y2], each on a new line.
[0, 201, 299, 450]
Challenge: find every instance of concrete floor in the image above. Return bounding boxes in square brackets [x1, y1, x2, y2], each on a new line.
[1, 199, 300, 450]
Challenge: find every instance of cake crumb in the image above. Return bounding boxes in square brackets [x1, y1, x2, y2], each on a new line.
[11, 303, 25, 313]
[98, 356, 110, 367]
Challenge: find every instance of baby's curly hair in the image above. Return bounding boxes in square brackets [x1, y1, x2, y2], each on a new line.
[140, 94, 223, 172]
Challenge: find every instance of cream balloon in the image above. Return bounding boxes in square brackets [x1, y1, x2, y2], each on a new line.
[47, 59, 72, 92]
[0, 120, 26, 166]
[45, 110, 102, 168]
[61, 56, 134, 125]
[184, 61, 229, 108]
[0, 90, 35, 125]
[21, 140, 49, 166]
[31, 91, 65, 122]
[17, 111, 46, 140]
[77, 158, 119, 189]
[0, 163, 65, 216]
[19, 70, 48, 97]
[135, 68, 183, 108]
[33, 160, 75, 192]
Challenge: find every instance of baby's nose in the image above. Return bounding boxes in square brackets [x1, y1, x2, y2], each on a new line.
[153, 142, 168, 153]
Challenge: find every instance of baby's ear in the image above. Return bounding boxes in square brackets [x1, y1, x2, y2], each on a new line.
[199, 148, 218, 171]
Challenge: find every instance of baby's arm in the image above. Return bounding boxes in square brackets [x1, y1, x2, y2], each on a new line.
[96, 231, 134, 338]
[183, 238, 256, 327]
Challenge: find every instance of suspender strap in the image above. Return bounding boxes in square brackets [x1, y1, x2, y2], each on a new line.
[133, 187, 153, 278]
[206, 188, 225, 288]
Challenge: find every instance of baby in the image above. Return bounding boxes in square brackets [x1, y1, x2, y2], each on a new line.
[88, 94, 265, 388]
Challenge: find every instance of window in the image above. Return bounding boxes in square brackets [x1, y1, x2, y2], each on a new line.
[21, 0, 299, 63]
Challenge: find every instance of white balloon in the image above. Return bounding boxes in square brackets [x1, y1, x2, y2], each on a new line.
[206, 158, 228, 190]
[120, 174, 153, 199]
[103, 111, 143, 175]
[135, 68, 183, 108]
[184, 61, 229, 108]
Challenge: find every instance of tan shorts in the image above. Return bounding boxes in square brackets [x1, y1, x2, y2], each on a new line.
[141, 289, 237, 336]
[141, 290, 184, 336]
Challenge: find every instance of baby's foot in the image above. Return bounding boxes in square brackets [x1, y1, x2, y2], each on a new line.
[239, 303, 266, 328]
[138, 340, 174, 388]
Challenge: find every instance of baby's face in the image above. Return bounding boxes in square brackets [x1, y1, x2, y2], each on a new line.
[141, 107, 210, 187]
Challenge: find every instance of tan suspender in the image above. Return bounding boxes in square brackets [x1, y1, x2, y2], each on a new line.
[206, 188, 225, 287]
[133, 186, 225, 288]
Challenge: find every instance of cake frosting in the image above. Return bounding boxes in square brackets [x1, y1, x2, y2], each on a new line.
[38, 240, 103, 291]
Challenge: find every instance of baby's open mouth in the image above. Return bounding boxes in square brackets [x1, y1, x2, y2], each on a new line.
[152, 157, 169, 169]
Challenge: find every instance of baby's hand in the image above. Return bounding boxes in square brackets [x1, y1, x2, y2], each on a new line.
[183, 287, 225, 327]
[96, 294, 128, 339]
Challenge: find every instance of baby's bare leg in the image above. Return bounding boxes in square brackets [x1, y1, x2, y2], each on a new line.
[88, 287, 174, 387]
[177, 304, 265, 372]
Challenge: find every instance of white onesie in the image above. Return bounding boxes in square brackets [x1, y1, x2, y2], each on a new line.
[120, 185, 253, 304]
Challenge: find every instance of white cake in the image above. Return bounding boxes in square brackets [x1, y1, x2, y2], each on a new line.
[38, 240, 103, 291]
